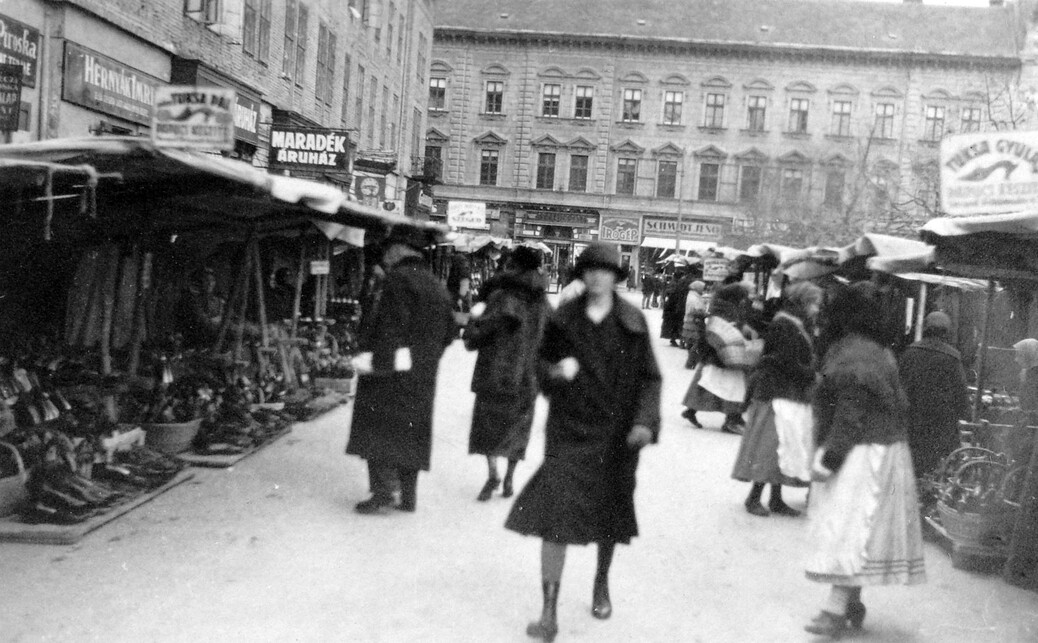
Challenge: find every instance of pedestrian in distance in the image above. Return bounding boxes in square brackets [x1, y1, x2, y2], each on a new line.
[732, 281, 822, 518]
[661, 269, 691, 347]
[640, 270, 655, 309]
[805, 281, 925, 637]
[346, 227, 456, 515]
[464, 246, 550, 502]
[898, 311, 970, 484]
[505, 241, 661, 642]
[682, 283, 759, 434]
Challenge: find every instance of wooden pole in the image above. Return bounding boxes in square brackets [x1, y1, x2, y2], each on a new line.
[231, 247, 253, 364]
[214, 236, 254, 352]
[914, 282, 928, 343]
[291, 235, 307, 338]
[126, 250, 153, 376]
[972, 279, 997, 422]
[251, 240, 270, 348]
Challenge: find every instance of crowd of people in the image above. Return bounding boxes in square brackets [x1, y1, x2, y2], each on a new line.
[340, 235, 1005, 640]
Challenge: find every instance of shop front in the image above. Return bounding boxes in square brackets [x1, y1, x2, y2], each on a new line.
[515, 208, 599, 288]
[0, 9, 42, 143]
[599, 214, 641, 285]
[639, 216, 727, 273]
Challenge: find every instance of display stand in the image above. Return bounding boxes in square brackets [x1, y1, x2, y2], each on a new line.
[178, 425, 292, 469]
[0, 470, 194, 545]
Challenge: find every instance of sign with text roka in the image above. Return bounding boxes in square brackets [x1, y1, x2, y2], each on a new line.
[941, 131, 1038, 217]
[152, 86, 235, 150]
[447, 201, 487, 228]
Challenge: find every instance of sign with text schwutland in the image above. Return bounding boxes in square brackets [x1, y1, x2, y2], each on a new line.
[941, 131, 1038, 217]
[269, 126, 350, 170]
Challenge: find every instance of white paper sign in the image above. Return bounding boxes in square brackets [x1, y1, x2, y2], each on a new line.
[940, 130, 1038, 217]
[152, 85, 235, 150]
[447, 201, 487, 228]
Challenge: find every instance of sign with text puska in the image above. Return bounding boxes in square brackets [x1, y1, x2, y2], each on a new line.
[152, 85, 235, 150]
[447, 201, 487, 228]
[269, 126, 350, 170]
[0, 63, 22, 131]
[941, 130, 1038, 217]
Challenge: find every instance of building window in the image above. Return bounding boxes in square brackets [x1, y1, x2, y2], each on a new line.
[663, 91, 683, 125]
[788, 98, 809, 133]
[831, 100, 852, 137]
[390, 93, 399, 146]
[781, 168, 804, 201]
[924, 105, 946, 141]
[542, 84, 561, 117]
[961, 106, 982, 133]
[824, 168, 845, 208]
[387, 2, 395, 57]
[417, 33, 427, 86]
[569, 154, 588, 192]
[622, 89, 642, 123]
[425, 144, 443, 179]
[429, 78, 446, 111]
[480, 149, 499, 185]
[367, 77, 377, 147]
[340, 53, 351, 124]
[575, 86, 593, 119]
[380, 85, 389, 148]
[355, 65, 365, 137]
[485, 81, 504, 114]
[739, 165, 761, 202]
[747, 96, 767, 132]
[698, 162, 720, 201]
[874, 103, 895, 139]
[241, 0, 272, 62]
[616, 158, 637, 194]
[411, 107, 421, 159]
[315, 22, 336, 105]
[397, 15, 405, 64]
[657, 160, 677, 198]
[294, 2, 309, 84]
[243, 0, 257, 56]
[281, 0, 296, 78]
[704, 93, 725, 128]
[536, 152, 556, 189]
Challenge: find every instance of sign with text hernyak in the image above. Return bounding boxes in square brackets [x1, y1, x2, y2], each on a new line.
[151, 85, 235, 150]
[940, 130, 1038, 217]
[269, 126, 350, 170]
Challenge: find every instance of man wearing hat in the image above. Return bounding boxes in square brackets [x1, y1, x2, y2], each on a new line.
[898, 311, 970, 480]
[346, 226, 456, 514]
[505, 241, 661, 641]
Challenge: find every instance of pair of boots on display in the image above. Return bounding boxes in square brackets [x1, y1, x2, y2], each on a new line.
[526, 576, 611, 642]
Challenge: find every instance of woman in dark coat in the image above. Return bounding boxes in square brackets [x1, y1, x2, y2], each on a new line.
[346, 234, 456, 514]
[732, 282, 822, 517]
[464, 246, 550, 501]
[660, 271, 689, 345]
[506, 242, 661, 642]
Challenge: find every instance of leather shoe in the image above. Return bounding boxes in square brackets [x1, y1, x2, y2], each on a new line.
[721, 422, 744, 436]
[744, 500, 769, 517]
[768, 501, 802, 517]
[592, 577, 612, 619]
[477, 477, 500, 502]
[355, 494, 395, 515]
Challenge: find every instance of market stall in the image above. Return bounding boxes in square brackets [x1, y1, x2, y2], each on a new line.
[0, 137, 445, 541]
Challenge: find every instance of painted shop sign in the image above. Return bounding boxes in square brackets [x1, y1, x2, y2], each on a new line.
[599, 216, 640, 244]
[152, 85, 235, 150]
[643, 217, 724, 240]
[169, 58, 262, 145]
[0, 14, 40, 88]
[520, 210, 598, 226]
[269, 126, 350, 170]
[941, 131, 1038, 217]
[0, 63, 21, 131]
[62, 42, 163, 125]
[447, 201, 487, 228]
[703, 257, 731, 282]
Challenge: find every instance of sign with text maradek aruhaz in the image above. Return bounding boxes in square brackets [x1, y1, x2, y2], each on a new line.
[269, 126, 350, 170]
[940, 130, 1038, 217]
[152, 85, 235, 150]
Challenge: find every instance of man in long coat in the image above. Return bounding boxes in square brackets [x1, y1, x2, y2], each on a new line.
[346, 230, 456, 514]
[898, 311, 969, 479]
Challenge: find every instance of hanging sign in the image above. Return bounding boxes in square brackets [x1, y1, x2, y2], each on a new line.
[152, 85, 235, 150]
[447, 201, 487, 228]
[309, 260, 330, 275]
[599, 216, 640, 244]
[62, 42, 162, 125]
[0, 63, 22, 131]
[0, 14, 40, 88]
[354, 174, 385, 208]
[941, 130, 1038, 217]
[703, 257, 731, 282]
[269, 126, 350, 170]
[643, 217, 724, 240]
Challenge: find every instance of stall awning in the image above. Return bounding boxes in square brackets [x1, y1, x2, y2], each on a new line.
[920, 211, 1038, 281]
[0, 136, 446, 244]
[640, 236, 717, 254]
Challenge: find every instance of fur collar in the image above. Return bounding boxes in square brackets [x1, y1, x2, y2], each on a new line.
[556, 292, 648, 334]
[823, 334, 907, 410]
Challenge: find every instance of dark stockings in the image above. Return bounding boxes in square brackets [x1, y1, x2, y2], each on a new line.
[593, 542, 615, 619]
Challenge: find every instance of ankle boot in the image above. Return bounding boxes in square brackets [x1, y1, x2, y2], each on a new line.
[592, 575, 612, 620]
[477, 476, 500, 502]
[526, 581, 560, 642]
[846, 601, 866, 629]
[502, 475, 514, 498]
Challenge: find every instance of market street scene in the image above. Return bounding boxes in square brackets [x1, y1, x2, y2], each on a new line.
[6, 0, 1038, 641]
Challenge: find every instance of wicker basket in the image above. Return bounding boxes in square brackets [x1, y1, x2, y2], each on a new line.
[937, 501, 1017, 550]
[143, 418, 203, 454]
[0, 441, 28, 517]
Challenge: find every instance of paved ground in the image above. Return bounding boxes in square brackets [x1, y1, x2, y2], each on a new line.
[3, 291, 1038, 642]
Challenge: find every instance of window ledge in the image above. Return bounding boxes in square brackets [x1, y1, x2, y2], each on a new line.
[783, 131, 811, 139]
[916, 139, 940, 147]
[616, 121, 645, 128]
[659, 123, 686, 129]
[429, 108, 449, 115]
[740, 128, 769, 136]
[479, 113, 508, 119]
[535, 115, 563, 122]
[825, 134, 855, 142]
[698, 126, 727, 133]
[869, 136, 897, 145]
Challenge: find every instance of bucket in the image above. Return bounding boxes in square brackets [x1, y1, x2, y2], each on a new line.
[937, 501, 1016, 551]
[143, 418, 203, 454]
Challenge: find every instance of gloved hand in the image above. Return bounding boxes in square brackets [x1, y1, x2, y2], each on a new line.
[550, 357, 580, 381]
[626, 425, 653, 449]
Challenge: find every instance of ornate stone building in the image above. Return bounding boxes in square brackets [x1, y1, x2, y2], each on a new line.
[429, 0, 1031, 275]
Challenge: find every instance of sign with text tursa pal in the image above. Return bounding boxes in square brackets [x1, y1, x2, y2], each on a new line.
[941, 131, 1038, 217]
[152, 86, 235, 150]
[269, 126, 350, 170]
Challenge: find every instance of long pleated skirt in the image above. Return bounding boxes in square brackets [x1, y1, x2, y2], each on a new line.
[731, 400, 808, 487]
[805, 441, 926, 586]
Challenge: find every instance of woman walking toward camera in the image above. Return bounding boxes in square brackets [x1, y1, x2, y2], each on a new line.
[732, 282, 822, 517]
[465, 247, 550, 501]
[505, 242, 661, 642]
[804, 281, 925, 637]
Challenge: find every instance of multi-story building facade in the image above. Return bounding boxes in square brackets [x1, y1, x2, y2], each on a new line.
[0, 0, 433, 213]
[429, 0, 1030, 277]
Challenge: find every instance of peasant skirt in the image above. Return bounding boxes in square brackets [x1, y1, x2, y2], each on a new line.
[731, 400, 811, 486]
[805, 441, 926, 586]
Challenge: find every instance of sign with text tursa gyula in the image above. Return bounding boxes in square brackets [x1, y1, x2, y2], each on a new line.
[941, 130, 1038, 217]
[152, 86, 235, 150]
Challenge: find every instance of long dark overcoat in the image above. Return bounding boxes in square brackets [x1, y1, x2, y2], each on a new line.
[897, 337, 969, 476]
[505, 293, 662, 544]
[661, 276, 689, 340]
[346, 256, 455, 471]
[464, 270, 550, 458]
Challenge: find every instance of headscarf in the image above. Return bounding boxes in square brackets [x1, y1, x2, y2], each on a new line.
[1014, 338, 1038, 370]
[689, 280, 706, 294]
